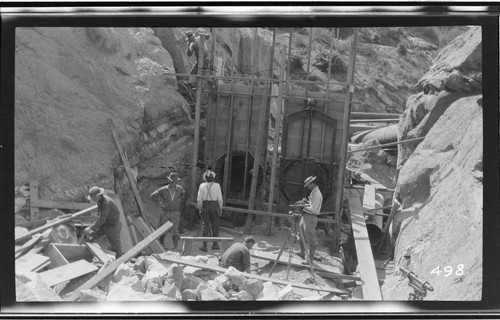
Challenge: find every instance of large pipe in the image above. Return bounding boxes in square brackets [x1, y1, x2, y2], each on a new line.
[366, 192, 384, 246]
[351, 123, 398, 144]
[350, 112, 401, 119]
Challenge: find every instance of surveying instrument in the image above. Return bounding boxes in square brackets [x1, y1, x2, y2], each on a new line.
[268, 200, 318, 285]
[400, 266, 434, 300]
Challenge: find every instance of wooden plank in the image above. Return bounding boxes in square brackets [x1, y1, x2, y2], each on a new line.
[223, 206, 337, 225]
[108, 118, 147, 222]
[132, 217, 165, 253]
[180, 236, 233, 241]
[250, 250, 354, 278]
[38, 260, 98, 287]
[333, 29, 359, 253]
[15, 235, 42, 259]
[32, 260, 51, 272]
[30, 199, 92, 211]
[125, 215, 139, 246]
[106, 192, 134, 253]
[29, 181, 40, 220]
[66, 221, 173, 301]
[153, 254, 348, 295]
[219, 226, 244, 237]
[347, 189, 382, 300]
[363, 184, 376, 211]
[45, 243, 69, 268]
[85, 242, 111, 264]
[15, 205, 97, 243]
[16, 253, 50, 273]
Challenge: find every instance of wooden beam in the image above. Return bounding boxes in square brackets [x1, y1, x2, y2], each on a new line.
[347, 137, 425, 154]
[30, 199, 92, 211]
[66, 221, 173, 301]
[190, 34, 206, 204]
[219, 226, 244, 237]
[362, 184, 376, 211]
[180, 236, 233, 241]
[350, 112, 401, 119]
[347, 189, 382, 300]
[224, 205, 337, 225]
[153, 254, 348, 295]
[350, 118, 399, 123]
[266, 44, 287, 236]
[106, 192, 134, 253]
[333, 28, 359, 252]
[15, 236, 43, 259]
[29, 181, 40, 220]
[38, 260, 98, 288]
[132, 217, 165, 254]
[85, 242, 111, 265]
[107, 118, 147, 222]
[15, 253, 50, 273]
[15, 205, 97, 244]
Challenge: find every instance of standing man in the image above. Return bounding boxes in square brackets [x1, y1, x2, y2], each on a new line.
[186, 30, 210, 80]
[196, 170, 223, 252]
[84, 186, 123, 259]
[296, 176, 323, 264]
[150, 172, 186, 251]
[220, 236, 256, 272]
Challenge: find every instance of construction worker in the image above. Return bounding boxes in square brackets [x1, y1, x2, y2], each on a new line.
[186, 30, 210, 79]
[150, 172, 186, 251]
[219, 236, 256, 272]
[196, 169, 223, 252]
[84, 186, 123, 259]
[295, 176, 323, 264]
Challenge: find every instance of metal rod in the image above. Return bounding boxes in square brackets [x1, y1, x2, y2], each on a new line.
[350, 118, 399, 123]
[348, 137, 425, 154]
[320, 28, 336, 160]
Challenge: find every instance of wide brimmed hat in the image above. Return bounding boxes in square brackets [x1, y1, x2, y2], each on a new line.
[186, 31, 194, 37]
[167, 172, 180, 183]
[87, 186, 104, 200]
[202, 170, 216, 181]
[304, 176, 317, 187]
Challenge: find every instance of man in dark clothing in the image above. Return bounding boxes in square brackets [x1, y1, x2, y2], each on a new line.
[219, 236, 256, 272]
[196, 170, 223, 252]
[186, 31, 210, 76]
[150, 172, 186, 251]
[84, 186, 123, 259]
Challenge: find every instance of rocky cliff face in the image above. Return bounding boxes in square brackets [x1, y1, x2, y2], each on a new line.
[382, 26, 482, 300]
[15, 27, 190, 210]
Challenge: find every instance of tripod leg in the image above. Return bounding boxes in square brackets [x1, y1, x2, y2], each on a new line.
[268, 229, 292, 277]
[285, 229, 297, 281]
[298, 224, 318, 285]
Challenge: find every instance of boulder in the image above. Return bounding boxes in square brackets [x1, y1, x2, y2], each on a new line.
[235, 290, 254, 301]
[79, 288, 107, 302]
[181, 288, 198, 301]
[162, 279, 182, 300]
[224, 266, 246, 288]
[165, 263, 183, 289]
[256, 282, 280, 300]
[198, 285, 227, 301]
[278, 284, 303, 301]
[15, 271, 63, 301]
[133, 256, 147, 274]
[181, 274, 205, 291]
[239, 278, 263, 299]
[142, 260, 170, 287]
[112, 263, 134, 283]
[213, 274, 232, 292]
[114, 274, 145, 293]
[106, 283, 173, 301]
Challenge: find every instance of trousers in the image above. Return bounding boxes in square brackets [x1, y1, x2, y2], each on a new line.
[201, 200, 220, 238]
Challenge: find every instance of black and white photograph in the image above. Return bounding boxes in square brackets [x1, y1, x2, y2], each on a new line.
[1, 4, 498, 317]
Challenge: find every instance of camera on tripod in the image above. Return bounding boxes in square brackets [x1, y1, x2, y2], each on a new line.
[289, 199, 308, 218]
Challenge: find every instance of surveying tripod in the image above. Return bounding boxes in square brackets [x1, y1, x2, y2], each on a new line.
[268, 202, 318, 285]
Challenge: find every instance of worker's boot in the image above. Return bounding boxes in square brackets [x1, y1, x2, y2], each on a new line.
[295, 241, 306, 259]
[212, 242, 220, 250]
[173, 235, 179, 251]
[199, 241, 208, 252]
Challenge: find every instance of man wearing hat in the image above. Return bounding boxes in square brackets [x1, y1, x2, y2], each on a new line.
[296, 176, 323, 264]
[150, 172, 186, 251]
[196, 170, 223, 252]
[186, 30, 210, 79]
[84, 186, 123, 259]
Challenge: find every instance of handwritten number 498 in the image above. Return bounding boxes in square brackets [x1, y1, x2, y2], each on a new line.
[431, 264, 464, 277]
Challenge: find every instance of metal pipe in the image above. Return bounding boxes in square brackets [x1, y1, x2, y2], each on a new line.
[348, 137, 425, 154]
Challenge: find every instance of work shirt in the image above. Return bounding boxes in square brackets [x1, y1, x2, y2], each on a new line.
[196, 181, 223, 210]
[303, 186, 323, 215]
[150, 184, 185, 211]
[220, 242, 251, 272]
[90, 195, 121, 232]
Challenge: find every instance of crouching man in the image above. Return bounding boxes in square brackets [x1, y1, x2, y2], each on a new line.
[84, 186, 123, 259]
[219, 236, 256, 273]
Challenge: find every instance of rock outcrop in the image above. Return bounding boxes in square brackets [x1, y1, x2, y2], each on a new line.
[382, 26, 482, 301]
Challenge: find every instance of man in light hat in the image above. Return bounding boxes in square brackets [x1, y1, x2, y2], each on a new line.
[186, 30, 210, 82]
[84, 186, 123, 259]
[296, 176, 323, 264]
[150, 172, 186, 251]
[196, 169, 223, 252]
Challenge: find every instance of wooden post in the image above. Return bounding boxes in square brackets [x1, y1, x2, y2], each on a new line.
[108, 119, 147, 223]
[266, 45, 287, 236]
[29, 181, 40, 221]
[245, 30, 274, 234]
[66, 221, 173, 301]
[190, 34, 206, 205]
[222, 29, 237, 205]
[333, 28, 358, 252]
